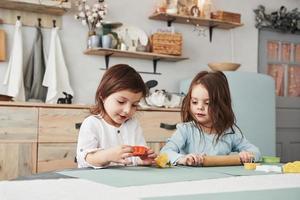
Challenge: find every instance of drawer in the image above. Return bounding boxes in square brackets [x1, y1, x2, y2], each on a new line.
[136, 111, 180, 142]
[39, 108, 90, 143]
[37, 143, 77, 173]
[0, 142, 37, 180]
[0, 106, 38, 142]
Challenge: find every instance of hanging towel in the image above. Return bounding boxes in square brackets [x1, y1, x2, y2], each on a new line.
[3, 20, 25, 101]
[43, 27, 74, 103]
[24, 26, 47, 102]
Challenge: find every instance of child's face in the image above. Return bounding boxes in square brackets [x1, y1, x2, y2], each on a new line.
[103, 90, 142, 127]
[190, 84, 212, 127]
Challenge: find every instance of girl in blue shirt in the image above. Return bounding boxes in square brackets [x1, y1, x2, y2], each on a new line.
[160, 71, 261, 166]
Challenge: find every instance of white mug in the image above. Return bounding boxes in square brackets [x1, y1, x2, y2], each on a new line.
[102, 35, 112, 49]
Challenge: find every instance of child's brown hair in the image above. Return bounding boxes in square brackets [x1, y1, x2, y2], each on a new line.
[181, 71, 238, 141]
[91, 64, 148, 115]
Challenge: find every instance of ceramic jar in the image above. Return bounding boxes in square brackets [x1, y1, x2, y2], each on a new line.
[87, 31, 101, 49]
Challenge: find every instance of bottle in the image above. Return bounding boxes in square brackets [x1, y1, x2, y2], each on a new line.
[119, 37, 127, 51]
[123, 28, 133, 51]
[202, 0, 212, 19]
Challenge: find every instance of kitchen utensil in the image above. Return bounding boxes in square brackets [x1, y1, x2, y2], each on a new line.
[202, 155, 242, 166]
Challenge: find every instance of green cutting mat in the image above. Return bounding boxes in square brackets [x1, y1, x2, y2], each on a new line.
[142, 187, 300, 200]
[58, 166, 275, 187]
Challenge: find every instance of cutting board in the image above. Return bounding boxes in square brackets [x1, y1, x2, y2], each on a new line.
[0, 29, 6, 61]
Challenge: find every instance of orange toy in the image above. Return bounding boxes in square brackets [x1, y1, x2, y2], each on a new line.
[132, 146, 147, 156]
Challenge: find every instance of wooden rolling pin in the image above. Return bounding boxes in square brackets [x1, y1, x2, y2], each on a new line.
[202, 155, 242, 167]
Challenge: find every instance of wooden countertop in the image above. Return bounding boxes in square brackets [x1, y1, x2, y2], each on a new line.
[0, 101, 180, 112]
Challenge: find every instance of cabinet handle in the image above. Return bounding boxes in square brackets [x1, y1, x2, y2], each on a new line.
[160, 123, 177, 130]
[75, 123, 82, 129]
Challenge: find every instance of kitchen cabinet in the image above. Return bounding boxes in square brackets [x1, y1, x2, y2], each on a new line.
[0, 102, 180, 179]
[0, 102, 89, 179]
[37, 107, 90, 173]
[0, 106, 38, 180]
[137, 108, 181, 153]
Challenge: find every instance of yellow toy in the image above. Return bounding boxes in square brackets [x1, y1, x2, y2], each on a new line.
[155, 153, 172, 168]
[244, 163, 260, 170]
[283, 161, 300, 173]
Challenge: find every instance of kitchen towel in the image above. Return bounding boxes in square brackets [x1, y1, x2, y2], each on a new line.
[43, 27, 73, 103]
[24, 26, 47, 102]
[3, 20, 25, 101]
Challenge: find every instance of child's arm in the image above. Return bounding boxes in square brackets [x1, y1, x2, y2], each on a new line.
[160, 124, 188, 165]
[177, 153, 205, 166]
[231, 133, 262, 162]
[132, 118, 157, 166]
[137, 148, 157, 166]
[86, 145, 133, 167]
[77, 116, 133, 168]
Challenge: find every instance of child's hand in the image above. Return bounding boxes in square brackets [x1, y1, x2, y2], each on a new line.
[239, 151, 254, 163]
[106, 145, 133, 165]
[138, 148, 157, 166]
[177, 154, 204, 166]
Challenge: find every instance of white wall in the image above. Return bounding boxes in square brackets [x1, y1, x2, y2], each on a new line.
[0, 0, 299, 104]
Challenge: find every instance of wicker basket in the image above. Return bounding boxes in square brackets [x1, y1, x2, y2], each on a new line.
[211, 11, 241, 23]
[151, 32, 182, 56]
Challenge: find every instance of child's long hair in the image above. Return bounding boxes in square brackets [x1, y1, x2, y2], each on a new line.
[91, 64, 148, 115]
[181, 71, 238, 141]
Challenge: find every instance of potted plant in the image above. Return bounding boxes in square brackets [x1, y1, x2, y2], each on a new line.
[74, 0, 108, 48]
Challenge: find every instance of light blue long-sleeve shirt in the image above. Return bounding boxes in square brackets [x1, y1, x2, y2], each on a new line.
[160, 122, 262, 164]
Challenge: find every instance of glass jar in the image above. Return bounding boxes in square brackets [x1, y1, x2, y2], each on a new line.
[166, 0, 178, 14]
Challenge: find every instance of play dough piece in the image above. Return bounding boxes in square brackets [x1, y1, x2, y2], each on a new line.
[155, 153, 172, 168]
[132, 146, 147, 156]
[283, 161, 300, 173]
[244, 163, 260, 170]
[262, 156, 280, 163]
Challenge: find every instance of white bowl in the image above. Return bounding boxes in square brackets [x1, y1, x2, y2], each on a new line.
[208, 62, 241, 71]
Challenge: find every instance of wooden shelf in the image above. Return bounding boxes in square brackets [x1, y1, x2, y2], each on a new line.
[84, 48, 187, 62]
[84, 48, 188, 75]
[0, 0, 71, 16]
[149, 12, 243, 42]
[149, 12, 243, 29]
